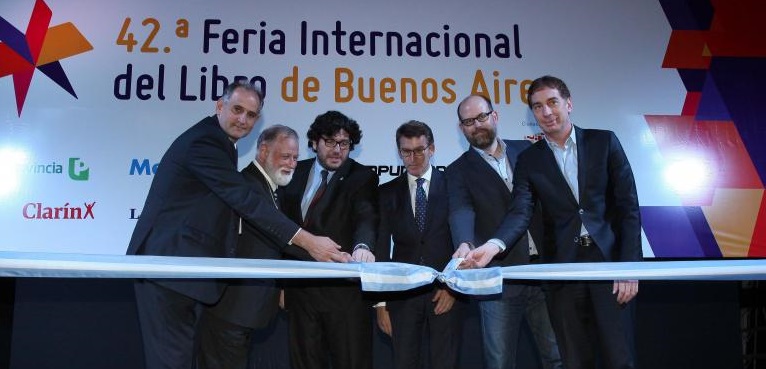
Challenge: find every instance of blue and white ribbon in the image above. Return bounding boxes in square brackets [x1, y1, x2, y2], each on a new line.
[0, 251, 764, 295]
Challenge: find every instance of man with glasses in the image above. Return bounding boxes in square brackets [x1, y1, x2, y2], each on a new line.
[375, 120, 462, 369]
[447, 94, 562, 369]
[464, 76, 641, 369]
[279, 110, 378, 369]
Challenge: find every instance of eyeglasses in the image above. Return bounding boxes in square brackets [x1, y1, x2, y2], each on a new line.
[321, 137, 351, 150]
[459, 110, 493, 126]
[399, 146, 430, 158]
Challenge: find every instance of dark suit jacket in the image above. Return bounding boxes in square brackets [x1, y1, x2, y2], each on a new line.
[280, 158, 379, 258]
[279, 157, 378, 309]
[496, 127, 642, 264]
[376, 167, 454, 305]
[207, 162, 283, 329]
[127, 115, 300, 304]
[376, 167, 453, 270]
[446, 140, 540, 269]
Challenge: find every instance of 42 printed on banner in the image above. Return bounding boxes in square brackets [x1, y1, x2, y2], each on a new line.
[115, 17, 190, 54]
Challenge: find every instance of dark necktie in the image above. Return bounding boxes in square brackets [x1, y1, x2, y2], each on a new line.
[415, 177, 427, 232]
[304, 170, 328, 226]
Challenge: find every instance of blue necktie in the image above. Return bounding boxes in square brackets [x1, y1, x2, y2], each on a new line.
[415, 178, 427, 232]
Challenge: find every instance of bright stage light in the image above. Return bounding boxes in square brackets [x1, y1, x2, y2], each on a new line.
[0, 147, 30, 198]
[663, 155, 712, 196]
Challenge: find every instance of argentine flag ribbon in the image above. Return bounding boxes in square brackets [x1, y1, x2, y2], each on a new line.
[358, 258, 503, 295]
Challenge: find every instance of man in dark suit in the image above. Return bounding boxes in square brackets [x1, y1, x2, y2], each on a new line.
[375, 120, 462, 369]
[279, 110, 378, 369]
[196, 124, 300, 369]
[465, 75, 642, 369]
[447, 94, 562, 369]
[127, 81, 350, 369]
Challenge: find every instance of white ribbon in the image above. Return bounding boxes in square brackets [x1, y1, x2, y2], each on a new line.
[1, 251, 764, 295]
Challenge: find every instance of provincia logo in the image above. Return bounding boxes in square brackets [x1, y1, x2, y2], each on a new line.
[23, 157, 90, 181]
[0, 0, 93, 116]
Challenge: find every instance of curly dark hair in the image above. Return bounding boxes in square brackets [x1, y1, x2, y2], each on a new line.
[306, 111, 362, 152]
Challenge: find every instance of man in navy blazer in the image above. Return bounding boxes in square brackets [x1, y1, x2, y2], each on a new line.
[466, 76, 642, 369]
[196, 125, 301, 369]
[127, 82, 350, 369]
[375, 120, 462, 369]
[279, 111, 378, 369]
[448, 95, 562, 369]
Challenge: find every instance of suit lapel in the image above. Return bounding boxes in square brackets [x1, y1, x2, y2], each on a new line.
[424, 168, 446, 234]
[465, 149, 508, 193]
[574, 126, 586, 204]
[537, 141, 579, 206]
[307, 158, 353, 221]
[243, 162, 277, 208]
[394, 174, 419, 234]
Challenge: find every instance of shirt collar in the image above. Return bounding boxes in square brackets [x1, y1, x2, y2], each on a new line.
[311, 158, 335, 182]
[252, 160, 278, 192]
[544, 125, 577, 150]
[407, 165, 433, 186]
[472, 138, 507, 160]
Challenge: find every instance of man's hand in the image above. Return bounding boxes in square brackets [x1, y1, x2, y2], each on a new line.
[376, 306, 392, 336]
[613, 280, 639, 305]
[352, 248, 375, 262]
[452, 242, 472, 258]
[292, 229, 352, 262]
[432, 288, 456, 315]
[462, 243, 500, 269]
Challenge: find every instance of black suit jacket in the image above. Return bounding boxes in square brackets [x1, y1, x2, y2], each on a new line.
[446, 140, 540, 269]
[279, 157, 378, 309]
[496, 127, 642, 263]
[207, 162, 283, 329]
[127, 116, 300, 304]
[376, 168, 453, 270]
[280, 157, 379, 258]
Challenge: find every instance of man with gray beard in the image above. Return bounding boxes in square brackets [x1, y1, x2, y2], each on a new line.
[197, 124, 301, 369]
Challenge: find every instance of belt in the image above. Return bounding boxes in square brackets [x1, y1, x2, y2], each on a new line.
[574, 235, 594, 247]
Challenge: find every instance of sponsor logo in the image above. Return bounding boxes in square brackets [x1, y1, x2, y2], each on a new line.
[68, 157, 89, 180]
[524, 134, 544, 143]
[0, 0, 94, 116]
[129, 159, 159, 175]
[21, 157, 90, 180]
[22, 201, 95, 219]
[368, 165, 446, 177]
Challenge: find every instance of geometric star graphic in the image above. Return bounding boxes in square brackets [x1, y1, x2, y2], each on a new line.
[0, 0, 93, 116]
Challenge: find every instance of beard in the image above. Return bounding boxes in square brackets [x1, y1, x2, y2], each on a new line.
[467, 127, 497, 150]
[271, 170, 294, 187]
[264, 162, 294, 186]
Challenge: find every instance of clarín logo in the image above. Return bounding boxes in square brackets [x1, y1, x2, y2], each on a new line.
[23, 157, 90, 180]
[0, 0, 93, 116]
[22, 201, 96, 219]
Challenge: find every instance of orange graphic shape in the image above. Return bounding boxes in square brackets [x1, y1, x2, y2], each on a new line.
[701, 188, 763, 257]
[37, 22, 93, 66]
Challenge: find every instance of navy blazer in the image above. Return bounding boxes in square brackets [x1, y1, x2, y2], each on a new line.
[280, 157, 379, 258]
[206, 162, 284, 329]
[279, 157, 379, 309]
[127, 116, 300, 304]
[496, 127, 642, 263]
[446, 140, 538, 268]
[375, 167, 453, 271]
